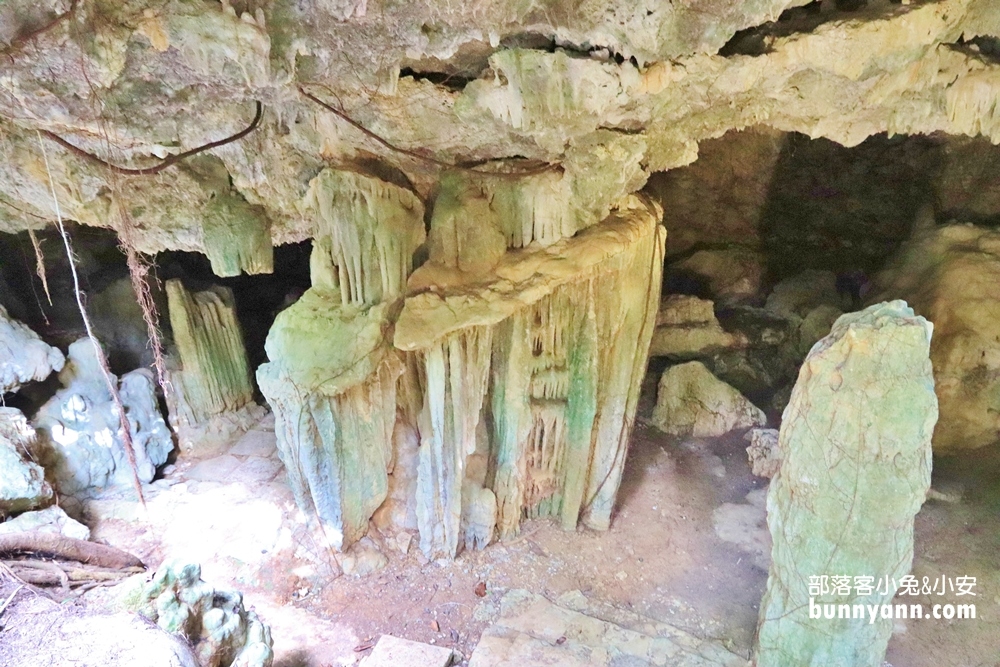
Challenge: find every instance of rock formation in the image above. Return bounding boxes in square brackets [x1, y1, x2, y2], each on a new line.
[755, 301, 936, 667]
[652, 361, 766, 438]
[257, 170, 423, 552]
[32, 339, 173, 500]
[0, 407, 53, 516]
[649, 295, 746, 359]
[0, 304, 64, 394]
[165, 279, 261, 446]
[136, 561, 273, 667]
[872, 223, 1000, 452]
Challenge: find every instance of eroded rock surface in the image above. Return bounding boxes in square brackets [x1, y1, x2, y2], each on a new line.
[755, 301, 936, 667]
[650, 295, 746, 359]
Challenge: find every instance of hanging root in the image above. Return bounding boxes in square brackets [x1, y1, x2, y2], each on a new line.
[35, 131, 147, 508]
[26, 229, 52, 306]
[115, 207, 169, 392]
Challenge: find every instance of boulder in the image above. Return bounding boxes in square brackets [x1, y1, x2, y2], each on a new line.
[651, 361, 766, 438]
[755, 301, 936, 667]
[649, 295, 746, 359]
[0, 304, 64, 394]
[764, 269, 842, 318]
[32, 339, 173, 500]
[670, 248, 766, 304]
[0, 408, 53, 517]
[872, 223, 1000, 452]
[0, 505, 90, 540]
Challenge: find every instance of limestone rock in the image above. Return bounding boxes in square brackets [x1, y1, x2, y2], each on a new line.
[32, 339, 173, 499]
[0, 407, 52, 517]
[872, 223, 1000, 451]
[0, 505, 90, 540]
[745, 428, 781, 479]
[670, 248, 765, 305]
[796, 304, 843, 357]
[469, 589, 746, 667]
[340, 537, 389, 577]
[136, 560, 274, 667]
[362, 634, 456, 667]
[755, 301, 936, 667]
[764, 269, 843, 318]
[165, 280, 257, 434]
[649, 295, 746, 359]
[0, 304, 64, 394]
[652, 361, 766, 438]
[647, 127, 787, 258]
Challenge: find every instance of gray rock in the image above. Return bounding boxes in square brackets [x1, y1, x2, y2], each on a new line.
[362, 635, 456, 667]
[755, 302, 936, 667]
[0, 505, 90, 539]
[0, 304, 64, 394]
[32, 339, 173, 499]
[745, 428, 781, 479]
[0, 407, 52, 517]
[136, 560, 274, 667]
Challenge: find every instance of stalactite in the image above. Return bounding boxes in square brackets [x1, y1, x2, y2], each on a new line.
[397, 193, 665, 552]
[165, 280, 255, 428]
[257, 170, 425, 554]
[415, 326, 493, 559]
[305, 169, 425, 307]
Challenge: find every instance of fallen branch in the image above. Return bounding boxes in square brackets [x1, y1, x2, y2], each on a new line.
[0, 533, 144, 569]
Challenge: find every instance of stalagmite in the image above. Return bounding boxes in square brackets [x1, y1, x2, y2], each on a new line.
[165, 280, 257, 438]
[257, 169, 425, 552]
[754, 301, 937, 667]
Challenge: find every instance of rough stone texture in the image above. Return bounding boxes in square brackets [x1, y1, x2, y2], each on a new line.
[0, 407, 53, 517]
[872, 223, 1000, 452]
[764, 269, 843, 318]
[0, 304, 65, 394]
[136, 560, 274, 667]
[469, 589, 747, 667]
[670, 248, 766, 305]
[32, 339, 173, 499]
[744, 428, 781, 479]
[362, 634, 456, 667]
[650, 295, 747, 359]
[165, 279, 257, 432]
[755, 301, 936, 667]
[0, 505, 90, 539]
[652, 361, 766, 438]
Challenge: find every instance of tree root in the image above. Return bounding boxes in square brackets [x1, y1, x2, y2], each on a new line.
[0, 533, 144, 569]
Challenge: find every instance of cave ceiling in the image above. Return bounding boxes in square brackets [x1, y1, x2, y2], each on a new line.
[0, 0, 998, 260]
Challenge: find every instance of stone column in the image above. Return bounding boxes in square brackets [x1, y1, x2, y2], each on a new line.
[754, 301, 937, 667]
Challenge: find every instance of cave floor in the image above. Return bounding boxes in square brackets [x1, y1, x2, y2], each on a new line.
[81, 371, 1000, 667]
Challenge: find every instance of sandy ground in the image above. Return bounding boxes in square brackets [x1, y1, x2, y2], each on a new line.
[65, 368, 1000, 667]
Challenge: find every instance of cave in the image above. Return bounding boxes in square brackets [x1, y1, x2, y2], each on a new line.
[1, 1, 999, 666]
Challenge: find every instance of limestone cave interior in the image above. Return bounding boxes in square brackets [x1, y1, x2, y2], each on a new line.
[1, 1, 999, 666]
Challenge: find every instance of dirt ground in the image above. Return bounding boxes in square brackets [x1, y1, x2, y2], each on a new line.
[18, 368, 998, 667]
